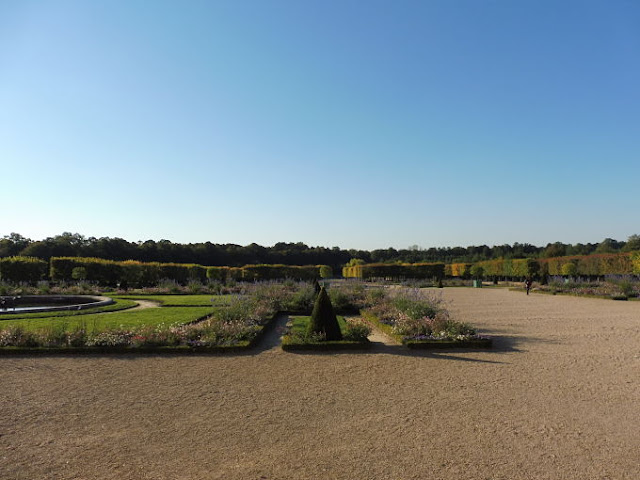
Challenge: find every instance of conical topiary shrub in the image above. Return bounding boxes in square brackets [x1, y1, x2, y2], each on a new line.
[307, 286, 342, 341]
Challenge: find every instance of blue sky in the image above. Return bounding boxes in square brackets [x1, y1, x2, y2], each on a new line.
[1, 0, 638, 250]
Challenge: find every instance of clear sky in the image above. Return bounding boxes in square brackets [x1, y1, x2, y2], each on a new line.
[1, 0, 638, 250]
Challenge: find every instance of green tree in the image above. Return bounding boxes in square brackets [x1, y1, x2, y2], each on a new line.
[542, 242, 567, 258]
[0, 233, 31, 257]
[346, 258, 365, 267]
[307, 286, 342, 341]
[595, 238, 622, 254]
[319, 265, 333, 278]
[622, 234, 640, 252]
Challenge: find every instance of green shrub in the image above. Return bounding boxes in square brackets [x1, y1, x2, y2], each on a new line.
[71, 267, 87, 281]
[284, 283, 317, 312]
[319, 265, 333, 278]
[561, 262, 577, 277]
[307, 286, 342, 340]
[343, 319, 371, 341]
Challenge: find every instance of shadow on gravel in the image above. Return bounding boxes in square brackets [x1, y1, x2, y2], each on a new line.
[285, 342, 504, 363]
[280, 332, 548, 364]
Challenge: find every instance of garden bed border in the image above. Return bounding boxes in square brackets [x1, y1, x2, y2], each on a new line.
[362, 311, 493, 350]
[0, 311, 281, 356]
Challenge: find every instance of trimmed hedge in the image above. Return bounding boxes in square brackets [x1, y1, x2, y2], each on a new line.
[475, 258, 539, 280]
[51, 257, 208, 286]
[50, 257, 121, 285]
[240, 264, 322, 281]
[343, 262, 445, 280]
[0, 256, 48, 284]
[206, 266, 230, 282]
[633, 252, 640, 275]
[472, 255, 635, 280]
[450, 263, 472, 278]
[48, 257, 327, 286]
[208, 265, 323, 283]
[540, 253, 634, 277]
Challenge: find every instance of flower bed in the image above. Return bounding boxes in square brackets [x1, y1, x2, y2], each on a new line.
[362, 288, 492, 349]
[526, 276, 640, 301]
[0, 282, 362, 354]
[281, 316, 371, 351]
[0, 293, 276, 354]
[0, 282, 493, 354]
[0, 313, 280, 355]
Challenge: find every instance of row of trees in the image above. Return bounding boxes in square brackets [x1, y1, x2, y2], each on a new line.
[2, 232, 640, 268]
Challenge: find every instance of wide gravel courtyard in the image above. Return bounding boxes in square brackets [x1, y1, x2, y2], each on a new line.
[2, 287, 639, 479]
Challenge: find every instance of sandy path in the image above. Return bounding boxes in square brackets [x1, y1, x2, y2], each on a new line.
[1, 288, 639, 480]
[359, 316, 400, 348]
[126, 299, 161, 311]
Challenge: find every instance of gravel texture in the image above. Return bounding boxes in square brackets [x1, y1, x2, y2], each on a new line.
[2, 287, 639, 480]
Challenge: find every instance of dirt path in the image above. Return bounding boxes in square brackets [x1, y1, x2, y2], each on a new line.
[127, 299, 161, 310]
[105, 299, 160, 312]
[358, 315, 401, 348]
[1, 288, 639, 480]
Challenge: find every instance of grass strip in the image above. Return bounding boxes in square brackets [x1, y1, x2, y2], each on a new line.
[111, 294, 232, 306]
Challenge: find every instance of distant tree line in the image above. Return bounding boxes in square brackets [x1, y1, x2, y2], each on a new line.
[1, 232, 639, 269]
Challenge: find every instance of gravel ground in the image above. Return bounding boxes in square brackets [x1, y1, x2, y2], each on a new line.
[1, 288, 639, 480]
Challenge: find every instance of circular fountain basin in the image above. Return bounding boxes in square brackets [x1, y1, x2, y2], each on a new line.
[0, 295, 114, 314]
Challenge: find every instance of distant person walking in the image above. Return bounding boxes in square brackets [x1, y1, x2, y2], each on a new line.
[525, 278, 532, 295]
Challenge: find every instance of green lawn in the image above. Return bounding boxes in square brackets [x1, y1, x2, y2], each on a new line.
[111, 294, 232, 306]
[0, 306, 215, 333]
